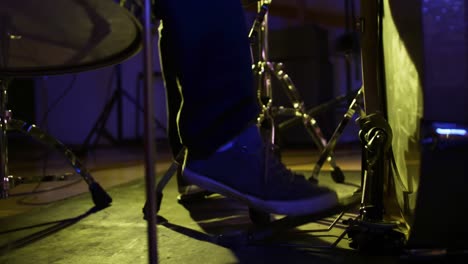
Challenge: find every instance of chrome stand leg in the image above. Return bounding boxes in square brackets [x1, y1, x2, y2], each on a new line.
[7, 119, 112, 208]
[250, 2, 343, 181]
[310, 88, 363, 181]
[254, 1, 276, 146]
[268, 62, 341, 171]
[0, 79, 9, 199]
[0, 79, 112, 207]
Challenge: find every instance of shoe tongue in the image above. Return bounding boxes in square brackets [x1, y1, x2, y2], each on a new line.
[233, 124, 264, 149]
[216, 141, 234, 152]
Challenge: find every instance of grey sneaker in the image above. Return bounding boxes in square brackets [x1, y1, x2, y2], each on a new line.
[183, 124, 338, 216]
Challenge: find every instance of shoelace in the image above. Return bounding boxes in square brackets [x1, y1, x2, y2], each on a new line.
[263, 145, 306, 186]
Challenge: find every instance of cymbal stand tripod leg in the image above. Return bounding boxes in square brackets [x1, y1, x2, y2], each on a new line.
[0, 79, 112, 208]
[309, 87, 364, 182]
[250, 1, 343, 182]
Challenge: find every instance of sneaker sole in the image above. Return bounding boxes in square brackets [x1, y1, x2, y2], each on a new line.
[183, 168, 339, 216]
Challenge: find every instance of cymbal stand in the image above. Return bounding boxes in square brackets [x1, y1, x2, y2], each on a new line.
[249, 0, 344, 182]
[0, 79, 112, 209]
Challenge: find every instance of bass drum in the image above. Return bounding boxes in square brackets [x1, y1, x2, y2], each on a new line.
[382, 0, 468, 249]
[0, 0, 141, 77]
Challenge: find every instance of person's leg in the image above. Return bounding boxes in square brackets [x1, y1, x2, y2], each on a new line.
[158, 0, 259, 158]
[157, 0, 338, 216]
[158, 22, 183, 158]
[159, 21, 197, 194]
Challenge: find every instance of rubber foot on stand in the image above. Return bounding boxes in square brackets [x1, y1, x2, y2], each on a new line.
[331, 166, 345, 183]
[142, 192, 163, 221]
[89, 182, 112, 209]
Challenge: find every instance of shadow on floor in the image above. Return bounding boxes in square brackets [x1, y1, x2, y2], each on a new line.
[0, 169, 464, 264]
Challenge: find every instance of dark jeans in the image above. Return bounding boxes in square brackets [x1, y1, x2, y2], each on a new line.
[156, 0, 259, 159]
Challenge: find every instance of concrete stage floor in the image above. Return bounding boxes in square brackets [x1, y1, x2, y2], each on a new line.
[0, 142, 461, 263]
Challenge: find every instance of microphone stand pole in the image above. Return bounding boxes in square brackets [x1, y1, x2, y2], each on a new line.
[141, 0, 158, 262]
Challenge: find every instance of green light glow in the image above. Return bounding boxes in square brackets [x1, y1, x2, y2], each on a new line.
[382, 0, 424, 217]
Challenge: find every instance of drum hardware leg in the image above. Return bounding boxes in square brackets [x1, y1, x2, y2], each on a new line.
[142, 150, 183, 221]
[142, 158, 178, 222]
[330, 113, 406, 253]
[249, 1, 344, 185]
[308, 87, 364, 183]
[142, 148, 214, 221]
[0, 79, 112, 208]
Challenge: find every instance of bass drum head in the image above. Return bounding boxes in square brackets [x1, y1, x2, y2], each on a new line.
[383, 0, 468, 249]
[381, 0, 424, 229]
